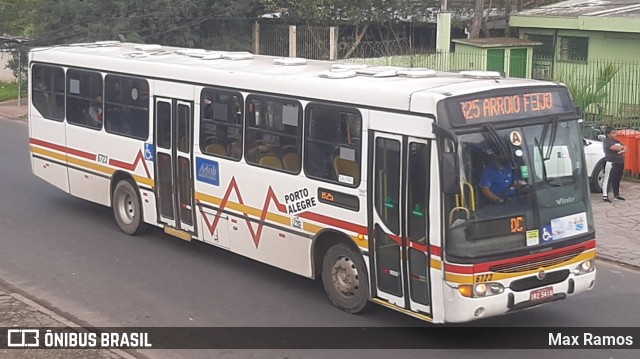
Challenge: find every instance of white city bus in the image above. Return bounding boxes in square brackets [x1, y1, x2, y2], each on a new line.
[28, 42, 596, 323]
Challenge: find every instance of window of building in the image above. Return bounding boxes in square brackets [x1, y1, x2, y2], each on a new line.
[66, 69, 103, 130]
[31, 65, 65, 121]
[304, 104, 362, 187]
[560, 36, 588, 62]
[200, 88, 243, 160]
[526, 34, 554, 59]
[245, 96, 302, 173]
[104, 75, 150, 140]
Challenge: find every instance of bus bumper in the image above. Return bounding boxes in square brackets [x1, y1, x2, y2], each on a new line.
[443, 269, 596, 323]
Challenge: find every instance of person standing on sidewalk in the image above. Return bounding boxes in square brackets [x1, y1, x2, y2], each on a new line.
[602, 127, 627, 203]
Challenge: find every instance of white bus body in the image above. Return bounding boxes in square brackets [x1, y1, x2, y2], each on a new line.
[29, 42, 596, 323]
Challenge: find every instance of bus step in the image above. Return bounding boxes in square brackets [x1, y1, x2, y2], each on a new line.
[164, 226, 192, 242]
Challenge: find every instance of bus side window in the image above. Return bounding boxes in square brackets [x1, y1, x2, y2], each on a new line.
[244, 96, 301, 173]
[199, 88, 243, 161]
[66, 69, 103, 130]
[31, 65, 65, 121]
[304, 104, 362, 187]
[104, 75, 150, 140]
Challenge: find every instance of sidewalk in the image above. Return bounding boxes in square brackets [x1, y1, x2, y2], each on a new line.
[590, 180, 640, 267]
[1, 99, 639, 355]
[0, 98, 28, 121]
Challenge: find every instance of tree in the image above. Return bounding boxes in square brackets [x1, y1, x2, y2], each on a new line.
[258, 0, 439, 57]
[0, 0, 266, 49]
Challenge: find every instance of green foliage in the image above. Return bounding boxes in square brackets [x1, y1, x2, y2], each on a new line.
[0, 81, 27, 102]
[0, 0, 265, 48]
[556, 64, 619, 116]
[258, 0, 439, 26]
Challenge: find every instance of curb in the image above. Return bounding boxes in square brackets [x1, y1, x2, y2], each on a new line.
[9, 293, 139, 359]
[596, 254, 640, 271]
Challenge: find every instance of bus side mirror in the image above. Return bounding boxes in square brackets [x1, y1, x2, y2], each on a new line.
[442, 153, 461, 194]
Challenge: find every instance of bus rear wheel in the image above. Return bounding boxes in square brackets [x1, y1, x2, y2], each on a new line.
[321, 243, 370, 314]
[113, 180, 144, 235]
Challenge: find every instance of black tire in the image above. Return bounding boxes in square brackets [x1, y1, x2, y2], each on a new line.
[321, 243, 370, 314]
[112, 180, 144, 235]
[590, 160, 605, 193]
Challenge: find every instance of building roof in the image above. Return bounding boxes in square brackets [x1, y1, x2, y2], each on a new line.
[510, 0, 640, 33]
[516, 0, 640, 18]
[452, 37, 542, 48]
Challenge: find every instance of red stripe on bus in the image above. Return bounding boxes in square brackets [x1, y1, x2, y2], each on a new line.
[30, 138, 96, 160]
[298, 211, 368, 234]
[444, 240, 596, 274]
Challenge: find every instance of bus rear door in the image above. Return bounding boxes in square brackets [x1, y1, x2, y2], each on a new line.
[154, 97, 196, 236]
[370, 132, 432, 316]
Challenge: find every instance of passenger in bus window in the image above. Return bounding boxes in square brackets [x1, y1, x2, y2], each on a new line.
[88, 94, 103, 126]
[479, 151, 518, 205]
[203, 98, 213, 119]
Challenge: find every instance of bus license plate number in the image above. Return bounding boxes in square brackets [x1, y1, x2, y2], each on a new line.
[530, 287, 553, 301]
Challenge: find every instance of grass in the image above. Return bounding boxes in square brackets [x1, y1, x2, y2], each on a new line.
[0, 81, 28, 102]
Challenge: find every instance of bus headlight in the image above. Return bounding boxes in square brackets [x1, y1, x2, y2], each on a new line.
[574, 259, 595, 275]
[458, 283, 504, 298]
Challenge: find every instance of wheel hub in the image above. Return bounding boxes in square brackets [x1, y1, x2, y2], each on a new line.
[331, 256, 359, 297]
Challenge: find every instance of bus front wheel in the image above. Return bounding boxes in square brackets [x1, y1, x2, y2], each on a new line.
[113, 180, 144, 235]
[321, 243, 370, 314]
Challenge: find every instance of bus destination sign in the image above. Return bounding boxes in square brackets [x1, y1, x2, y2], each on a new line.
[460, 92, 555, 121]
[443, 87, 575, 126]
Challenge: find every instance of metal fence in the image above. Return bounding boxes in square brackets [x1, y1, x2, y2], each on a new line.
[532, 57, 640, 131]
[257, 23, 290, 57]
[296, 26, 332, 60]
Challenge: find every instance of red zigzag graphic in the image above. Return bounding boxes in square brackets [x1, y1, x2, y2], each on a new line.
[109, 150, 152, 179]
[198, 177, 287, 248]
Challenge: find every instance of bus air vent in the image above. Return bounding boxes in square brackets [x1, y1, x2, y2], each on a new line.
[319, 69, 357, 79]
[489, 246, 585, 273]
[273, 57, 307, 66]
[223, 52, 254, 60]
[355, 66, 405, 78]
[135, 44, 163, 52]
[176, 49, 207, 57]
[460, 70, 502, 79]
[397, 68, 436, 78]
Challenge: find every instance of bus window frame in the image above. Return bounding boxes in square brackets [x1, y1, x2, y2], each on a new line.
[244, 94, 302, 174]
[31, 64, 66, 122]
[303, 102, 363, 188]
[103, 74, 151, 141]
[199, 87, 244, 162]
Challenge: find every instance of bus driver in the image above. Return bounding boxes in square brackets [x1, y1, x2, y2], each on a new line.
[479, 151, 519, 204]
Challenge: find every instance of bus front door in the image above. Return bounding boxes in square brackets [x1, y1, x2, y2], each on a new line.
[154, 97, 196, 235]
[370, 132, 432, 316]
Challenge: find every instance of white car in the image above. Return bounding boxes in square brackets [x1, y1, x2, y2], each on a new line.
[583, 138, 606, 193]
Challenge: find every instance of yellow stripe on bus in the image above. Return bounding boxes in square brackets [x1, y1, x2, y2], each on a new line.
[31, 146, 154, 188]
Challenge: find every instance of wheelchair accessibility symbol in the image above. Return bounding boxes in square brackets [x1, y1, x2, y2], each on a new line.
[144, 143, 155, 161]
[542, 226, 553, 242]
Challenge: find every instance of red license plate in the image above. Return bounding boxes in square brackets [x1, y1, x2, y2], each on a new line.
[530, 287, 553, 301]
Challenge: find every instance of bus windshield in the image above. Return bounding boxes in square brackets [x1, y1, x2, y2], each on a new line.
[446, 119, 594, 260]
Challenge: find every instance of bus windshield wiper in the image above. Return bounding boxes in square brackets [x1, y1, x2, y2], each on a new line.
[483, 123, 517, 170]
[544, 117, 559, 161]
[534, 136, 550, 183]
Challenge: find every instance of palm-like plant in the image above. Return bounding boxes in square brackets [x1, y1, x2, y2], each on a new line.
[556, 64, 619, 120]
